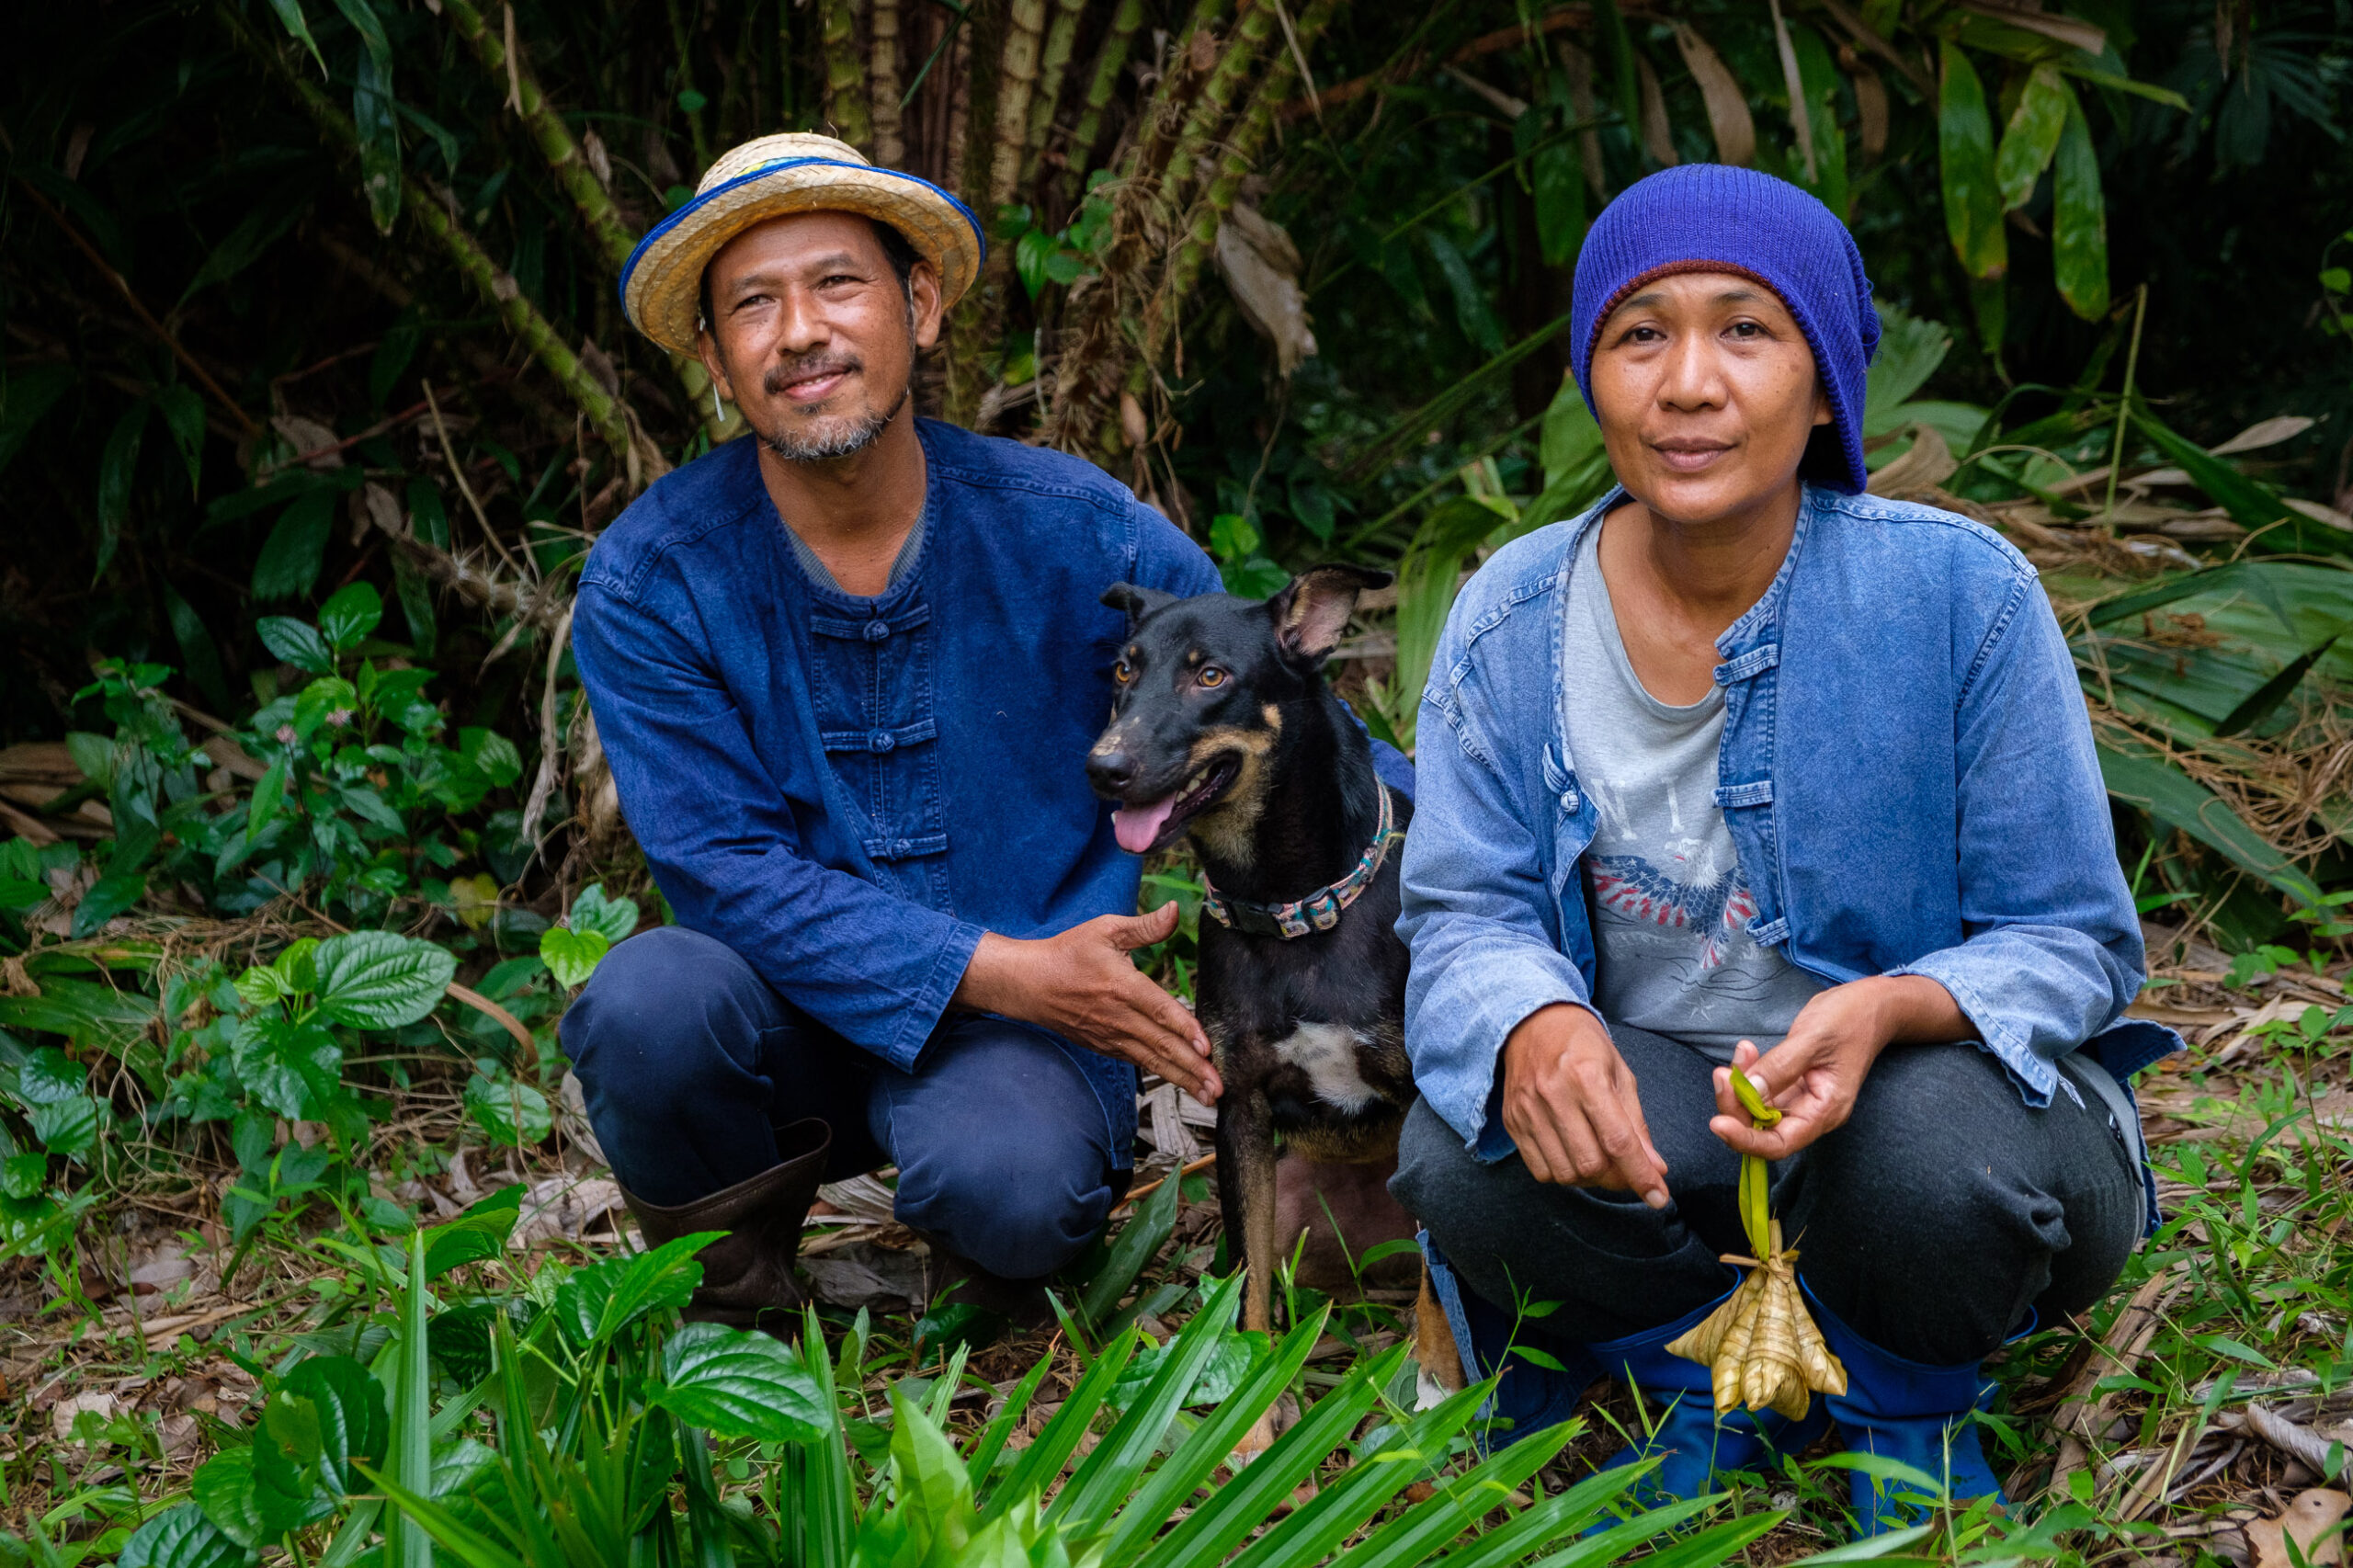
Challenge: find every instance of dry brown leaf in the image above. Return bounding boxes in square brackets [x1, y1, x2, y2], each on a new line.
[1673, 23, 1755, 166]
[1867, 423, 1959, 498]
[1851, 65, 1888, 158]
[1214, 205, 1318, 377]
[1635, 56, 1678, 167]
[2213, 415, 2317, 455]
[2247, 1489, 2348, 1568]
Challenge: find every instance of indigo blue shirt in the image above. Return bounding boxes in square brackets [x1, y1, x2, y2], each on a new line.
[1400, 485, 2183, 1173]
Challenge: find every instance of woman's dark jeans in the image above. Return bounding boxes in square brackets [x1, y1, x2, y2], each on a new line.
[560, 926, 1122, 1281]
[1392, 1022, 2144, 1367]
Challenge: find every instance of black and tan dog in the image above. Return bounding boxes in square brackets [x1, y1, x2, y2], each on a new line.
[1088, 565, 1424, 1450]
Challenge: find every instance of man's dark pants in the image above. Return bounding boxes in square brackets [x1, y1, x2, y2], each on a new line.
[1392, 1022, 2144, 1367]
[561, 926, 1121, 1280]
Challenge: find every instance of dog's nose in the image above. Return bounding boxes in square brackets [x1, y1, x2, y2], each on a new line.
[1087, 749, 1138, 794]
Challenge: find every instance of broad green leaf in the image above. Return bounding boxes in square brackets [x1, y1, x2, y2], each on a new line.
[278, 1355, 389, 1494]
[1995, 63, 2067, 210]
[422, 1182, 524, 1279]
[246, 756, 288, 844]
[1423, 230, 1506, 357]
[1540, 379, 1606, 489]
[154, 384, 206, 497]
[2052, 83, 2109, 321]
[191, 1445, 312, 1549]
[96, 400, 149, 581]
[118, 1503, 254, 1568]
[0, 974, 157, 1051]
[15, 1047, 86, 1106]
[253, 489, 337, 601]
[2213, 631, 2344, 738]
[653, 1322, 830, 1442]
[313, 929, 457, 1028]
[1938, 42, 2006, 282]
[2097, 742, 2321, 906]
[1014, 225, 1054, 300]
[887, 1383, 975, 1558]
[230, 1014, 344, 1120]
[462, 1072, 551, 1146]
[293, 676, 359, 739]
[275, 937, 323, 993]
[567, 883, 641, 946]
[555, 1232, 713, 1345]
[538, 926, 610, 990]
[318, 582, 384, 652]
[344, 18, 403, 233]
[1078, 1158, 1181, 1328]
[2131, 409, 2297, 535]
[0, 363, 75, 479]
[1529, 103, 1585, 267]
[28, 1096, 99, 1157]
[265, 0, 326, 74]
[0, 1153, 46, 1199]
[72, 869, 146, 937]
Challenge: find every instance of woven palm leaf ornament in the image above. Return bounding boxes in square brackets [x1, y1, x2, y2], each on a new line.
[1665, 1066, 1848, 1418]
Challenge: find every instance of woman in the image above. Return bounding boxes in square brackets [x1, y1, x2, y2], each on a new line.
[1391, 165, 2177, 1535]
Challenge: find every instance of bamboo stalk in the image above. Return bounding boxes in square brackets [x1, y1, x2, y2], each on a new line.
[1160, 0, 1276, 202]
[438, 0, 737, 444]
[990, 0, 1051, 208]
[1156, 0, 1343, 363]
[218, 2, 641, 473]
[820, 0, 874, 151]
[1059, 0, 1146, 200]
[870, 0, 905, 166]
[1019, 0, 1091, 192]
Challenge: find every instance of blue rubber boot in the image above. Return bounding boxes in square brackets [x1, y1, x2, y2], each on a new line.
[1417, 1233, 1599, 1451]
[1808, 1285, 2011, 1536]
[1586, 1288, 1832, 1518]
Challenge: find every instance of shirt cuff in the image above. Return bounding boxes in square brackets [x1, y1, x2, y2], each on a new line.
[894, 919, 988, 1069]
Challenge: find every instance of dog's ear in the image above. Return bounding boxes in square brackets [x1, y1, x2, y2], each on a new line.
[1101, 582, 1176, 627]
[1271, 564, 1393, 664]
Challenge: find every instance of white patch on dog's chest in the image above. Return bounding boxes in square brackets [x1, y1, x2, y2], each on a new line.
[1271, 1021, 1380, 1113]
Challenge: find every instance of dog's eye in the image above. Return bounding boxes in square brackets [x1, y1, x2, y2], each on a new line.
[1198, 666, 1227, 688]
[1112, 659, 1134, 685]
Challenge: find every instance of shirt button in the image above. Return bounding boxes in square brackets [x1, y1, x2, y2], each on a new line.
[1561, 790, 1578, 811]
[864, 619, 891, 642]
[869, 729, 894, 753]
[893, 839, 912, 857]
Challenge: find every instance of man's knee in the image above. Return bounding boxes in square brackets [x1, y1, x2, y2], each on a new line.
[893, 1128, 1114, 1280]
[561, 926, 773, 1114]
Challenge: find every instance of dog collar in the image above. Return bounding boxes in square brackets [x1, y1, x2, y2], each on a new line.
[1201, 786, 1403, 940]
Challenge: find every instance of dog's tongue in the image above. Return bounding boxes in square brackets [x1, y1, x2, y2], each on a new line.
[1112, 795, 1177, 854]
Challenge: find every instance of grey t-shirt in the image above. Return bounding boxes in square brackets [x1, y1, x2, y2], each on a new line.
[1563, 520, 1824, 1054]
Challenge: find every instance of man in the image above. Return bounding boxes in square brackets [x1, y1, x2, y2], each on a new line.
[563, 134, 1405, 1330]
[1391, 165, 2177, 1536]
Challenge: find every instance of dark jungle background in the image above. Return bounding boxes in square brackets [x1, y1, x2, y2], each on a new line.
[0, 1, 2351, 1562]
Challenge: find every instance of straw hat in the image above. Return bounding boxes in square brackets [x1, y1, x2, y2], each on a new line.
[619, 132, 985, 358]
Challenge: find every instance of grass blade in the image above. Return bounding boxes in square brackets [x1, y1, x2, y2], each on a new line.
[1225, 1383, 1488, 1568]
[1131, 1343, 1411, 1568]
[969, 1354, 1056, 1503]
[1080, 1167, 1183, 1330]
[985, 1325, 1142, 1518]
[389, 1231, 431, 1568]
[1097, 1305, 1330, 1568]
[1327, 1418, 1584, 1568]
[1055, 1271, 1249, 1532]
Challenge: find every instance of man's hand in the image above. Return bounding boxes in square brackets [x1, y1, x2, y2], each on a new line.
[954, 903, 1222, 1103]
[1500, 1004, 1669, 1207]
[1709, 975, 1968, 1159]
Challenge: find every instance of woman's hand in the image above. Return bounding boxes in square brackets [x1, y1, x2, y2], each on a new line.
[1501, 1004, 1671, 1207]
[1709, 974, 1967, 1158]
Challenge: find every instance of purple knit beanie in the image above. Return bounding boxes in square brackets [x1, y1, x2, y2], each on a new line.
[1570, 165, 1881, 494]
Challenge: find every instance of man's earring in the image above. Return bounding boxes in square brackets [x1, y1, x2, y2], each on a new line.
[712, 385, 724, 422]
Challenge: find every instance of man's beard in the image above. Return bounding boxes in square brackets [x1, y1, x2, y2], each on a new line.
[758, 352, 908, 462]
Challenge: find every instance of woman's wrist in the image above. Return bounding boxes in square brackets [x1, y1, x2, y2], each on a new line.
[1850, 973, 1969, 1047]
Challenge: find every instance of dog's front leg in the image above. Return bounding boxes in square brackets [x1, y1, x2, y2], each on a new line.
[1216, 1086, 1282, 1459]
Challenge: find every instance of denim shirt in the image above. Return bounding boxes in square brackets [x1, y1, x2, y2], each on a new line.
[571, 422, 1227, 1164]
[1399, 485, 2183, 1176]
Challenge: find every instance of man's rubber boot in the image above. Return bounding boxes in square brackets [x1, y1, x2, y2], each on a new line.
[1417, 1233, 1599, 1451]
[1584, 1289, 1831, 1526]
[918, 1245, 1060, 1337]
[1808, 1285, 2011, 1537]
[620, 1118, 830, 1336]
